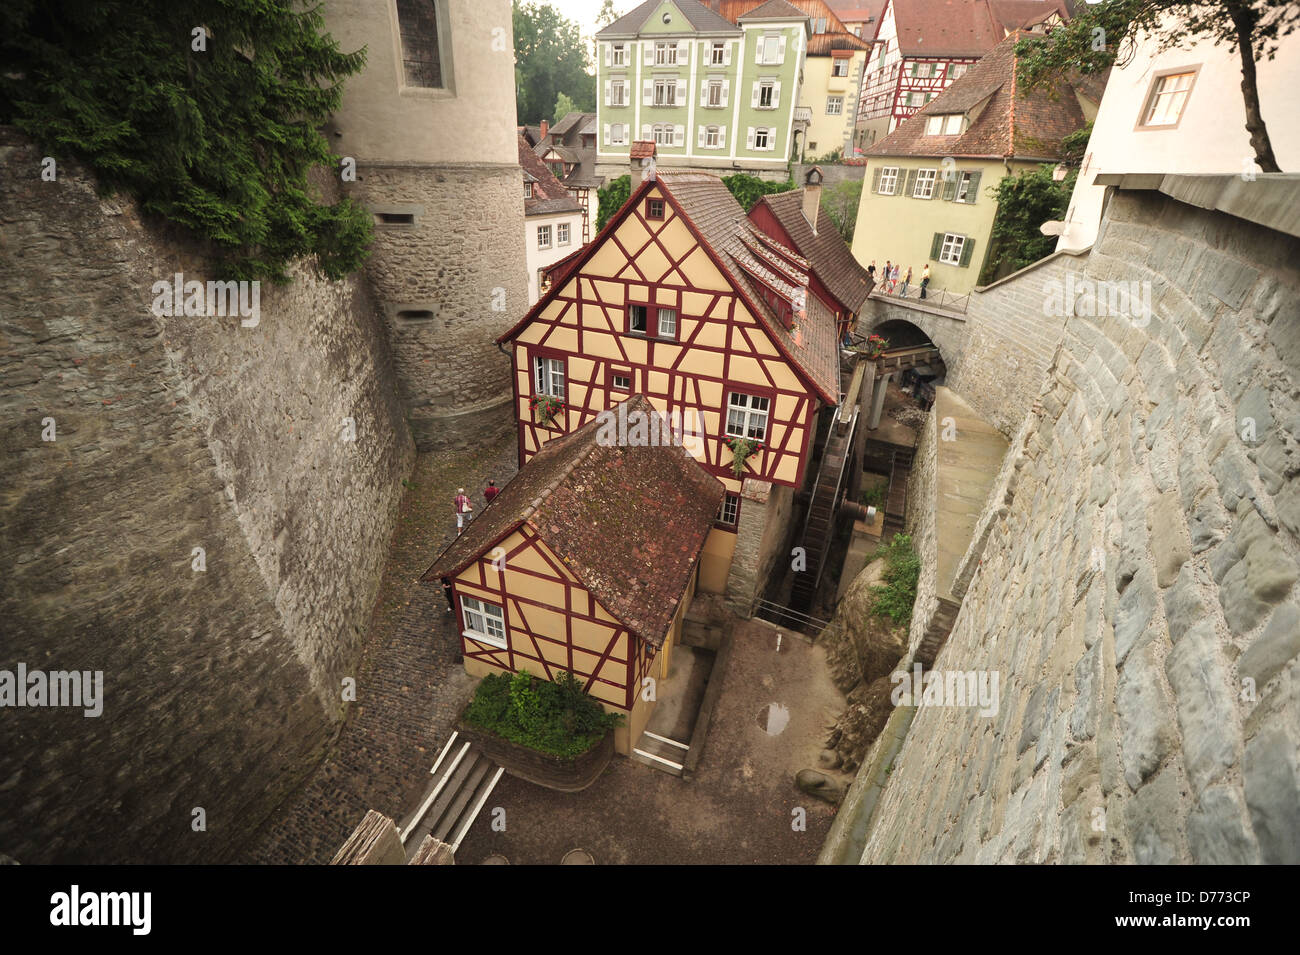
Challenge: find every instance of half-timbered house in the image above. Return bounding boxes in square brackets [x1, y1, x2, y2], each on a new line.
[496, 163, 841, 606]
[421, 395, 724, 754]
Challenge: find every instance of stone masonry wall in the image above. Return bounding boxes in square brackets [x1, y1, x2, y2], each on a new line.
[858, 186, 1300, 864]
[904, 410, 939, 661]
[347, 163, 527, 451]
[0, 129, 413, 863]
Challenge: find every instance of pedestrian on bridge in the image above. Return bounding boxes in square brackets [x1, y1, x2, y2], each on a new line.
[920, 263, 931, 300]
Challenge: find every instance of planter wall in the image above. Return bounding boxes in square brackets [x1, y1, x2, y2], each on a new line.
[456, 721, 614, 793]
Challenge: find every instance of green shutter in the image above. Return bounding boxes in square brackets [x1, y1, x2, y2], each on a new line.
[966, 171, 982, 203]
[904, 168, 918, 197]
[871, 166, 882, 193]
[941, 175, 957, 201]
[930, 232, 943, 259]
[959, 237, 975, 268]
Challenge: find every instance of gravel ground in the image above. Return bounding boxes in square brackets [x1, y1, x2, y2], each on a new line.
[247, 430, 519, 864]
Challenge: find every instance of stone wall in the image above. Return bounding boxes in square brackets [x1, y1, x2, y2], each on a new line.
[854, 181, 1300, 864]
[726, 479, 796, 611]
[347, 162, 526, 450]
[0, 129, 413, 863]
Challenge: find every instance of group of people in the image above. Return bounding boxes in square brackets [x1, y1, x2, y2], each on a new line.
[452, 481, 499, 536]
[867, 260, 931, 300]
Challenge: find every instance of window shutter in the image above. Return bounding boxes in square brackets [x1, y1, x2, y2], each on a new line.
[719, 126, 727, 148]
[644, 80, 653, 106]
[966, 171, 982, 203]
[645, 42, 654, 66]
[747, 126, 755, 150]
[773, 81, 781, 109]
[778, 35, 786, 63]
[751, 82, 760, 108]
[724, 42, 733, 66]
[871, 166, 882, 193]
[604, 44, 611, 67]
[641, 123, 652, 140]
[698, 126, 707, 148]
[701, 82, 709, 107]
[941, 175, 957, 201]
[603, 123, 610, 145]
[755, 39, 763, 65]
[677, 40, 689, 63]
[959, 237, 975, 268]
[605, 81, 612, 106]
[674, 125, 685, 147]
[930, 232, 943, 259]
[904, 168, 918, 196]
[722, 78, 730, 106]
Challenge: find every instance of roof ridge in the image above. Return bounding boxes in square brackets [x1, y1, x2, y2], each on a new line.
[1006, 28, 1019, 157]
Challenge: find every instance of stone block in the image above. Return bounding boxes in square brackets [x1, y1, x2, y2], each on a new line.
[1165, 619, 1238, 793]
[1115, 642, 1177, 791]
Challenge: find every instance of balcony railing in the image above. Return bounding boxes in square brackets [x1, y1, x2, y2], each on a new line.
[793, 106, 813, 124]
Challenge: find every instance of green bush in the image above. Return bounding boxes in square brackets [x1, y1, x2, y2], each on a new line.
[870, 534, 920, 629]
[464, 670, 622, 758]
[596, 174, 631, 232]
[722, 173, 795, 212]
[860, 483, 885, 509]
[1, 0, 373, 282]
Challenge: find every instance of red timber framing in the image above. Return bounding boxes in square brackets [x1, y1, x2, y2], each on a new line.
[450, 523, 654, 712]
[861, 56, 980, 130]
[497, 176, 835, 493]
[748, 201, 847, 326]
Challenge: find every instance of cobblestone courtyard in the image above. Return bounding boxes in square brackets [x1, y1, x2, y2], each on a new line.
[249, 429, 519, 864]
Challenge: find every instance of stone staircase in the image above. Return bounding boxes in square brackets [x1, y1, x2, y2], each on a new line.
[631, 730, 690, 777]
[883, 443, 914, 537]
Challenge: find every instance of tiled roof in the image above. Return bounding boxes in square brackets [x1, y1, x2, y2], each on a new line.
[755, 188, 874, 314]
[422, 396, 724, 649]
[825, 0, 886, 24]
[598, 0, 741, 36]
[736, 0, 809, 19]
[537, 112, 605, 189]
[630, 141, 657, 159]
[865, 29, 1089, 160]
[890, 0, 1070, 57]
[658, 172, 840, 403]
[518, 134, 583, 215]
[718, 0, 871, 50]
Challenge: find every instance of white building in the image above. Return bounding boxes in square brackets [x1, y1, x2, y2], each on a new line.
[1056, 19, 1300, 252]
[519, 134, 585, 304]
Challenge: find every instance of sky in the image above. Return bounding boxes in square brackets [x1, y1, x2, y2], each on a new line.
[546, 0, 628, 42]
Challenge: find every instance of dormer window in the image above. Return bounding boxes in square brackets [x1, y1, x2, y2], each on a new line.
[925, 113, 964, 135]
[524, 181, 533, 198]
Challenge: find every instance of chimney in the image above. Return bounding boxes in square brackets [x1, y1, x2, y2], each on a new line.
[631, 141, 657, 184]
[540, 119, 549, 142]
[803, 166, 824, 234]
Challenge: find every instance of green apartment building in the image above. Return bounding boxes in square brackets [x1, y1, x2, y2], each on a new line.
[595, 0, 809, 181]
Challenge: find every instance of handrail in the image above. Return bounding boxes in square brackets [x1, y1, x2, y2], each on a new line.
[814, 407, 859, 591]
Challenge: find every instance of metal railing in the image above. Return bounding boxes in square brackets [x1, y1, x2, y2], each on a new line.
[751, 597, 829, 634]
[870, 284, 970, 314]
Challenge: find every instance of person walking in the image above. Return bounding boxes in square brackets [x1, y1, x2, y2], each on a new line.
[920, 263, 931, 300]
[883, 260, 893, 294]
[867, 260, 877, 288]
[483, 480, 500, 503]
[900, 266, 912, 297]
[442, 581, 455, 615]
[889, 263, 900, 293]
[453, 487, 473, 536]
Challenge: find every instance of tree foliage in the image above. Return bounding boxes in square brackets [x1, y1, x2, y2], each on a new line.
[463, 670, 622, 758]
[722, 173, 795, 212]
[514, 1, 595, 126]
[980, 164, 1077, 284]
[553, 92, 578, 125]
[820, 179, 862, 243]
[596, 174, 631, 232]
[0, 0, 373, 281]
[1015, 0, 1298, 172]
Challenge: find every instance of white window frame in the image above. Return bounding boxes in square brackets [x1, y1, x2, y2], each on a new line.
[612, 43, 626, 66]
[461, 595, 507, 648]
[657, 307, 677, 338]
[913, 168, 937, 199]
[653, 123, 675, 145]
[726, 392, 769, 441]
[653, 77, 678, 107]
[557, 222, 570, 246]
[533, 355, 565, 399]
[710, 41, 726, 65]
[718, 493, 740, 526]
[826, 95, 843, 116]
[949, 63, 968, 80]
[955, 171, 975, 203]
[878, 165, 899, 195]
[705, 125, 721, 148]
[832, 58, 850, 78]
[939, 233, 966, 266]
[707, 79, 724, 107]
[537, 224, 552, 250]
[754, 127, 770, 150]
[524, 181, 533, 198]
[611, 81, 626, 107]
[628, 302, 648, 333]
[654, 41, 678, 66]
[758, 79, 775, 109]
[761, 34, 781, 65]
[1140, 70, 1197, 128]
[610, 123, 626, 145]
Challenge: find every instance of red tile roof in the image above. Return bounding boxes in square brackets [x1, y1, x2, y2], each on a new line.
[422, 396, 723, 648]
[718, 0, 872, 52]
[518, 134, 582, 215]
[754, 188, 875, 314]
[865, 29, 1091, 160]
[630, 141, 657, 159]
[890, 0, 1070, 57]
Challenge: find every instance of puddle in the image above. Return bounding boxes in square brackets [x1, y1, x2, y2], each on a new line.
[757, 703, 790, 736]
